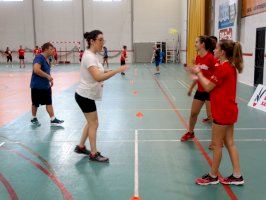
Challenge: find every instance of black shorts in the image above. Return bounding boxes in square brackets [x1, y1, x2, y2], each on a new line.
[121, 60, 126, 66]
[75, 93, 97, 113]
[194, 90, 210, 101]
[19, 56, 24, 60]
[7, 56, 12, 62]
[31, 88, 52, 107]
[103, 56, 108, 59]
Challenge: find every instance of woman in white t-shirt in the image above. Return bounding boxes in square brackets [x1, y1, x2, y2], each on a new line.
[74, 30, 128, 162]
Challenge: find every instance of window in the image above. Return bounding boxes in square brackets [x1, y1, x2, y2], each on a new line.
[44, 0, 71, 1]
[93, 0, 122, 2]
[0, 0, 23, 1]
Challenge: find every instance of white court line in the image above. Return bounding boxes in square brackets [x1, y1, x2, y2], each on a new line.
[134, 130, 139, 197]
[180, 80, 191, 88]
[162, 81, 176, 101]
[96, 139, 266, 142]
[95, 127, 266, 132]
[0, 142, 5, 147]
[177, 80, 188, 89]
[3, 139, 266, 144]
[61, 108, 194, 111]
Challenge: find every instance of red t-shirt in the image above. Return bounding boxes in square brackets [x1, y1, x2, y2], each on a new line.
[33, 49, 39, 55]
[18, 49, 25, 56]
[120, 50, 127, 61]
[79, 51, 84, 59]
[195, 52, 215, 92]
[210, 61, 238, 124]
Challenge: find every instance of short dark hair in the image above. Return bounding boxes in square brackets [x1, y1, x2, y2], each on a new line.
[123, 45, 127, 49]
[209, 36, 218, 43]
[84, 30, 103, 48]
[41, 42, 54, 52]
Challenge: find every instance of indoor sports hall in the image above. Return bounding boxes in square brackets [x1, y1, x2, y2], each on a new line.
[0, 0, 266, 200]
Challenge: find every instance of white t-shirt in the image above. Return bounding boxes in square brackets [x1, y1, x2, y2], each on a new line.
[76, 50, 104, 100]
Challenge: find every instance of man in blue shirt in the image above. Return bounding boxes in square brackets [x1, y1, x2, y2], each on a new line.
[30, 42, 64, 126]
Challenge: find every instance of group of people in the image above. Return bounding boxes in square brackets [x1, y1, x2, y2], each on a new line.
[182, 35, 244, 186]
[80, 45, 128, 76]
[29, 29, 244, 185]
[1, 45, 58, 68]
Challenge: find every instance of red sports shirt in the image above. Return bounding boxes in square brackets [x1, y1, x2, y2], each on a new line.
[210, 61, 238, 124]
[33, 49, 39, 55]
[195, 52, 215, 92]
[120, 50, 127, 61]
[18, 49, 25, 56]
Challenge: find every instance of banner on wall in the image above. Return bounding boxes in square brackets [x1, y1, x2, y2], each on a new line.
[248, 84, 266, 112]
[242, 0, 266, 17]
[219, 28, 232, 40]
[219, 2, 237, 29]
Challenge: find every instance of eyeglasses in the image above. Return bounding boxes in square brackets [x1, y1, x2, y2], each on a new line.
[95, 38, 105, 43]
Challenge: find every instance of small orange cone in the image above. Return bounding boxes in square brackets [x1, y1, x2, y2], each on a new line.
[136, 112, 143, 118]
[133, 90, 138, 96]
[130, 196, 141, 200]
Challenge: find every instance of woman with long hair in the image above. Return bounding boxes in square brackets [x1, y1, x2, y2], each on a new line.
[190, 40, 244, 185]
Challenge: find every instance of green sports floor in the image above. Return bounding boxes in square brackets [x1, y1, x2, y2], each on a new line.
[0, 63, 266, 200]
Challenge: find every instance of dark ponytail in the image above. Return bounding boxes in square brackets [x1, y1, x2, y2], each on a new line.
[209, 36, 218, 55]
[220, 40, 243, 73]
[84, 30, 103, 48]
[198, 35, 212, 51]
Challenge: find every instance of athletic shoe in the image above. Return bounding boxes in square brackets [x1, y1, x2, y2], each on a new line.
[181, 132, 195, 142]
[220, 174, 244, 185]
[51, 118, 64, 126]
[195, 174, 219, 185]
[74, 145, 91, 155]
[89, 152, 109, 163]
[31, 118, 41, 126]
[121, 72, 125, 75]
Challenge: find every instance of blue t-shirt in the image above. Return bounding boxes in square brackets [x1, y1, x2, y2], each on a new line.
[103, 48, 108, 57]
[30, 54, 51, 89]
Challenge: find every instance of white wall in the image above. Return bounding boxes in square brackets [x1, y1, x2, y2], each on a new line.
[134, 0, 182, 42]
[0, 0, 34, 63]
[180, 0, 187, 64]
[214, 0, 238, 40]
[214, 0, 266, 86]
[0, 0, 185, 64]
[240, 12, 266, 86]
[84, 0, 132, 63]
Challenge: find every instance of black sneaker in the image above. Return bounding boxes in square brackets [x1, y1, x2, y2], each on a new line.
[220, 174, 244, 185]
[195, 173, 219, 185]
[74, 145, 91, 155]
[121, 72, 125, 75]
[31, 118, 41, 126]
[89, 152, 109, 163]
[51, 118, 64, 126]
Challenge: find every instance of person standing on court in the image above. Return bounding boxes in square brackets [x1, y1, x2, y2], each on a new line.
[154, 44, 161, 75]
[5, 47, 12, 67]
[189, 40, 244, 185]
[102, 46, 109, 68]
[30, 42, 64, 126]
[18, 45, 26, 68]
[74, 30, 128, 162]
[120, 45, 127, 75]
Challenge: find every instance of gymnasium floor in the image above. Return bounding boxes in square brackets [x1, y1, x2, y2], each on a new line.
[1, 63, 266, 200]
